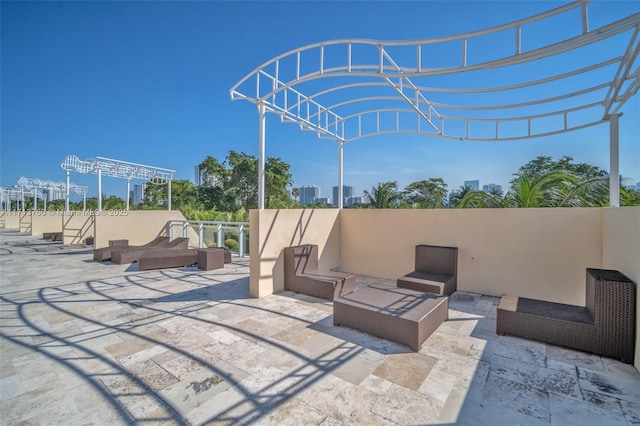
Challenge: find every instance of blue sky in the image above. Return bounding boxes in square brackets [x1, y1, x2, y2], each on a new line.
[2, 0, 639, 202]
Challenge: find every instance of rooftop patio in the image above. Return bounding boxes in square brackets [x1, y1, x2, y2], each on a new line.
[2, 229, 639, 425]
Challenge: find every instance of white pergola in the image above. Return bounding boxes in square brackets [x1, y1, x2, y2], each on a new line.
[16, 177, 88, 211]
[230, 0, 639, 209]
[61, 155, 175, 211]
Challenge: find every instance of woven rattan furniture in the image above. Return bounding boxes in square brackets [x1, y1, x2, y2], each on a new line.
[93, 236, 169, 262]
[139, 249, 198, 271]
[197, 248, 226, 271]
[397, 245, 458, 296]
[333, 284, 448, 351]
[109, 239, 129, 247]
[283, 244, 357, 301]
[111, 237, 189, 265]
[497, 268, 636, 364]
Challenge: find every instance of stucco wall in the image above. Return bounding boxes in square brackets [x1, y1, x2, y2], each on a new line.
[30, 212, 63, 236]
[93, 210, 193, 248]
[601, 207, 640, 369]
[340, 208, 603, 306]
[249, 209, 340, 298]
[62, 211, 96, 244]
[3, 212, 22, 230]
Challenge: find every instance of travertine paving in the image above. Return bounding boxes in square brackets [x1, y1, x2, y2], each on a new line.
[1, 229, 639, 425]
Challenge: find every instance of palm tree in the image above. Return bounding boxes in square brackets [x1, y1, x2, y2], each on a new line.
[291, 187, 300, 201]
[364, 181, 400, 208]
[448, 185, 475, 207]
[458, 169, 609, 208]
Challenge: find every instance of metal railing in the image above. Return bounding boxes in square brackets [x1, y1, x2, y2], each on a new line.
[168, 220, 249, 257]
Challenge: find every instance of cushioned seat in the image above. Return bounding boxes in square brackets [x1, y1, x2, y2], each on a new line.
[397, 245, 458, 296]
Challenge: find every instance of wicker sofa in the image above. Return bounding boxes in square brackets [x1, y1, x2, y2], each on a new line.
[497, 268, 636, 364]
[397, 244, 458, 296]
[93, 236, 169, 262]
[283, 244, 356, 301]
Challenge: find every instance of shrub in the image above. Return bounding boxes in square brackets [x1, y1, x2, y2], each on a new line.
[224, 238, 238, 250]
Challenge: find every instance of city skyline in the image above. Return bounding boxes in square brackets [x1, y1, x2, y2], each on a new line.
[2, 1, 638, 203]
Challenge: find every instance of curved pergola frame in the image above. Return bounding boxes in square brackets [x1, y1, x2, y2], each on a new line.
[230, 0, 639, 208]
[61, 155, 175, 211]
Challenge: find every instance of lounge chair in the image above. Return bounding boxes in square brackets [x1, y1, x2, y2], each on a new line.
[93, 236, 169, 262]
[283, 244, 356, 301]
[138, 249, 198, 271]
[111, 237, 189, 265]
[397, 244, 458, 296]
[497, 268, 636, 364]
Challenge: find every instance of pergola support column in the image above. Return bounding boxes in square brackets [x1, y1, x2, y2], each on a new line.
[97, 169, 102, 211]
[167, 181, 172, 211]
[258, 103, 266, 210]
[126, 178, 131, 211]
[65, 170, 70, 211]
[609, 113, 621, 208]
[338, 140, 344, 209]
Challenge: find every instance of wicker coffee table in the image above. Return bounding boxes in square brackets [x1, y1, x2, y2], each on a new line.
[333, 284, 448, 351]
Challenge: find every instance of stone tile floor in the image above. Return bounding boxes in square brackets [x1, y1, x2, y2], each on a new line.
[1, 229, 639, 425]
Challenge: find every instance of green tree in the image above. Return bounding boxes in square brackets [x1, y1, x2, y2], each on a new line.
[402, 178, 448, 208]
[170, 180, 203, 211]
[621, 187, 640, 206]
[291, 187, 300, 201]
[364, 181, 400, 208]
[102, 195, 126, 210]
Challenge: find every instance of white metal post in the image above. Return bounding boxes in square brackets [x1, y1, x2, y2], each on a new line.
[65, 170, 70, 211]
[338, 140, 344, 209]
[167, 180, 172, 211]
[126, 178, 131, 211]
[609, 113, 621, 207]
[21, 188, 24, 211]
[183, 222, 188, 238]
[97, 169, 102, 211]
[199, 223, 204, 248]
[33, 189, 38, 211]
[83, 193, 87, 211]
[217, 223, 224, 248]
[239, 225, 245, 257]
[258, 103, 266, 209]
[44, 194, 47, 211]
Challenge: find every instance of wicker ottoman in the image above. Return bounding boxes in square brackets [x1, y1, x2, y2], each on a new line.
[197, 248, 226, 270]
[333, 284, 448, 351]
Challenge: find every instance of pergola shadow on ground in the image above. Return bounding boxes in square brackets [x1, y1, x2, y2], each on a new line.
[1, 231, 639, 425]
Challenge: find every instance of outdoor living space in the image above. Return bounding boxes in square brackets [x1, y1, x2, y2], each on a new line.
[1, 205, 639, 424]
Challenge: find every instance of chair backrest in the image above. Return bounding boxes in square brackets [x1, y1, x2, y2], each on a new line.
[415, 244, 458, 276]
[284, 244, 319, 280]
[144, 236, 170, 247]
[166, 237, 189, 249]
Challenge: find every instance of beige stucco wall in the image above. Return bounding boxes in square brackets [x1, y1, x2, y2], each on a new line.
[93, 210, 194, 248]
[62, 211, 96, 245]
[249, 209, 340, 298]
[601, 207, 640, 369]
[30, 212, 63, 236]
[341, 208, 603, 306]
[3, 212, 22, 230]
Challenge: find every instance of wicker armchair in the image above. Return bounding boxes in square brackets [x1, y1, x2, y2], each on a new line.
[397, 245, 458, 296]
[283, 244, 356, 301]
[497, 268, 636, 364]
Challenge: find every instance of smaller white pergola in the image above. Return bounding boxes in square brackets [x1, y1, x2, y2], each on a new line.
[230, 0, 639, 209]
[61, 155, 175, 211]
[16, 177, 88, 211]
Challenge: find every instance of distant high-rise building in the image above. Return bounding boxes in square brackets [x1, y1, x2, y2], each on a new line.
[194, 165, 219, 187]
[345, 196, 364, 207]
[300, 185, 320, 205]
[636, 181, 640, 191]
[46, 188, 65, 201]
[194, 165, 202, 186]
[133, 183, 146, 205]
[315, 197, 331, 206]
[482, 183, 503, 194]
[332, 185, 355, 206]
[464, 180, 480, 191]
